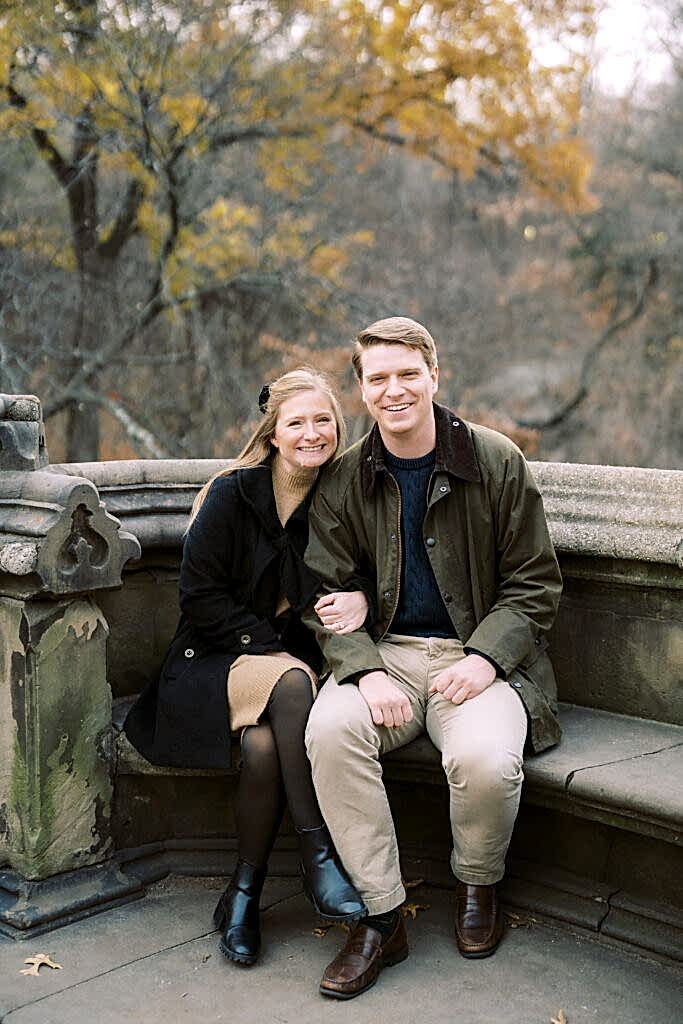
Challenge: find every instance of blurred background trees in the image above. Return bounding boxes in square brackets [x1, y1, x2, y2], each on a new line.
[0, 0, 680, 468]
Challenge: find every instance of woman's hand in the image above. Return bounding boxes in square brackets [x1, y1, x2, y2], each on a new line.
[314, 591, 368, 634]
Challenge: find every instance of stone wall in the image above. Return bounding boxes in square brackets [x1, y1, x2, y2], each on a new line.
[55, 457, 683, 725]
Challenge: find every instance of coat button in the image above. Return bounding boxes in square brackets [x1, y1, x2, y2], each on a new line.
[184, 648, 194, 658]
[512, 680, 522, 689]
[535, 638, 542, 645]
[452, 420, 460, 427]
[426, 537, 436, 547]
[439, 485, 448, 493]
[443, 593, 452, 604]
[240, 634, 252, 646]
[383, 590, 392, 600]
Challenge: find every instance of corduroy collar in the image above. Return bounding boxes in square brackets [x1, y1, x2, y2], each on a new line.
[360, 403, 481, 496]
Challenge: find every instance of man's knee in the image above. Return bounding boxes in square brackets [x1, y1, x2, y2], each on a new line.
[442, 742, 523, 794]
[305, 683, 375, 758]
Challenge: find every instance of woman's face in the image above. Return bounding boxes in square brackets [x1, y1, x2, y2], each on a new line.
[270, 389, 338, 473]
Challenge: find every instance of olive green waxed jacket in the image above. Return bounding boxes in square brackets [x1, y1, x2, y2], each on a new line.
[304, 403, 563, 753]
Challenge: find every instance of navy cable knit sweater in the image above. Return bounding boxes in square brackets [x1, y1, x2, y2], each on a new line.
[384, 448, 458, 639]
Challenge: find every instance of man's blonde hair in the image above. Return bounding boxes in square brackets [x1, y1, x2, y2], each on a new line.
[351, 316, 438, 379]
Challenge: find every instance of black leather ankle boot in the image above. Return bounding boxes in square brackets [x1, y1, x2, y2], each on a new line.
[296, 824, 367, 923]
[212, 860, 267, 965]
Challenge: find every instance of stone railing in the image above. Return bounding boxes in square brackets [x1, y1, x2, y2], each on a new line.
[1, 394, 681, 946]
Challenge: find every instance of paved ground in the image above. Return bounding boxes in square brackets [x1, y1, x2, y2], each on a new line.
[1, 876, 680, 1023]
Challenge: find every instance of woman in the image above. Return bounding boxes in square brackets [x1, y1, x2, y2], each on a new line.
[124, 368, 368, 966]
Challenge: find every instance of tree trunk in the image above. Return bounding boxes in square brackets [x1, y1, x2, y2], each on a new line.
[65, 398, 101, 462]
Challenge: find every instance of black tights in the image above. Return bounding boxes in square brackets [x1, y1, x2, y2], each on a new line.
[236, 668, 323, 868]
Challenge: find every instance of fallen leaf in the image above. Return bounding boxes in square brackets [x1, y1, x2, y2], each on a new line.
[20, 954, 63, 977]
[505, 911, 535, 929]
[401, 902, 429, 920]
[551, 1011, 568, 1024]
[403, 877, 424, 890]
[313, 921, 351, 938]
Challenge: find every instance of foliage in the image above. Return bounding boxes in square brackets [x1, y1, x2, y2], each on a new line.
[0, 1, 597, 459]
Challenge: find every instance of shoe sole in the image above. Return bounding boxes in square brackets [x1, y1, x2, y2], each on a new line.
[302, 876, 369, 924]
[319, 945, 409, 1000]
[218, 937, 258, 966]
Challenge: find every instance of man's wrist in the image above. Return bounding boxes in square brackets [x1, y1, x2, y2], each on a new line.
[341, 669, 377, 687]
[463, 647, 505, 680]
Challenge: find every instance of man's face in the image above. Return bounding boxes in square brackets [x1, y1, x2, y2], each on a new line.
[359, 343, 438, 442]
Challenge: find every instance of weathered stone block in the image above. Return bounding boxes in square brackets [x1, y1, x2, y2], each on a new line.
[0, 596, 112, 880]
[0, 394, 47, 472]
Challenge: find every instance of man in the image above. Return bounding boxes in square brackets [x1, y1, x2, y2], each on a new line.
[304, 316, 562, 999]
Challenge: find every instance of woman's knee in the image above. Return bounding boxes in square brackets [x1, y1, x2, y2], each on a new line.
[269, 667, 314, 712]
[240, 724, 281, 783]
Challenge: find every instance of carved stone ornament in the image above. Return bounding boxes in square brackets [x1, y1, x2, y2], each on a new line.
[0, 393, 48, 471]
[0, 468, 141, 596]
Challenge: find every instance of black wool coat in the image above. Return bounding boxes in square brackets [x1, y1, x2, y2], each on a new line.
[124, 462, 323, 768]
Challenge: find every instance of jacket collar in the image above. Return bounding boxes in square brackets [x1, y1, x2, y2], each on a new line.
[237, 460, 312, 539]
[360, 402, 481, 496]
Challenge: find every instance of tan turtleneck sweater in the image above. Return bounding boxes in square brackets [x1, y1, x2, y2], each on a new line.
[271, 453, 318, 526]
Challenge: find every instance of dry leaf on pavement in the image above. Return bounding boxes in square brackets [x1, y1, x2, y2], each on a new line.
[403, 877, 424, 890]
[401, 902, 429, 920]
[313, 921, 351, 938]
[505, 911, 536, 929]
[551, 1011, 568, 1024]
[20, 954, 63, 977]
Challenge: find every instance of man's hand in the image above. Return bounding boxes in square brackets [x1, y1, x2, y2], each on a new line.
[358, 671, 413, 728]
[428, 654, 497, 705]
[314, 591, 368, 634]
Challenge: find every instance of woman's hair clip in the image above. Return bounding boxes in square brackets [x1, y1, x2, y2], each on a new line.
[258, 383, 271, 414]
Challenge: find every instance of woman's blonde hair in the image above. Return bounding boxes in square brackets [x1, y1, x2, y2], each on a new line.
[187, 367, 346, 527]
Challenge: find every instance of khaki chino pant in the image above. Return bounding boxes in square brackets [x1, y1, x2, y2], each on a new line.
[305, 635, 527, 914]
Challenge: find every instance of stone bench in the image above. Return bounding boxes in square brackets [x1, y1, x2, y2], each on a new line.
[114, 699, 683, 846]
[111, 696, 683, 961]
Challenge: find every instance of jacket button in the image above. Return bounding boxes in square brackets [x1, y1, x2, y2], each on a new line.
[383, 590, 392, 599]
[240, 634, 252, 646]
[443, 593, 452, 604]
[439, 485, 447, 493]
[535, 638, 542, 645]
[184, 648, 194, 658]
[512, 680, 522, 689]
[426, 537, 436, 547]
[452, 420, 460, 427]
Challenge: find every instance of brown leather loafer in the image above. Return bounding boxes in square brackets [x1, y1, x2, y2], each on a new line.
[319, 915, 409, 999]
[454, 882, 503, 958]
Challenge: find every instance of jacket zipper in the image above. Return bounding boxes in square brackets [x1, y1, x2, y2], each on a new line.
[379, 473, 402, 641]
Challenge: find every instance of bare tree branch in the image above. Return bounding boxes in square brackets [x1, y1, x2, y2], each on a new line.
[517, 258, 660, 430]
[97, 178, 145, 261]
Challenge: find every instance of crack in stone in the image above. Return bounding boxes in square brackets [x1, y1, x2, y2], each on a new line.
[564, 741, 683, 791]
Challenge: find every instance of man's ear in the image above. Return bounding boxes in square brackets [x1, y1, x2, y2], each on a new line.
[431, 364, 439, 394]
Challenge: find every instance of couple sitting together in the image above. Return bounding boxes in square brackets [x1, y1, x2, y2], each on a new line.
[125, 316, 562, 1000]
